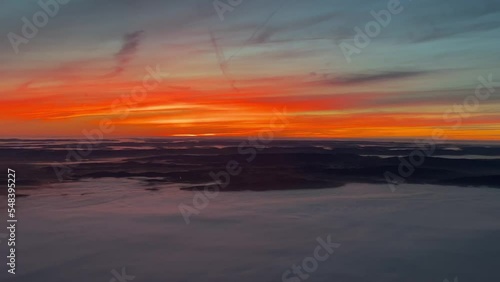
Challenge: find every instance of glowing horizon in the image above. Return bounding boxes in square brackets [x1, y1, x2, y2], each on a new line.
[1, 0, 499, 140]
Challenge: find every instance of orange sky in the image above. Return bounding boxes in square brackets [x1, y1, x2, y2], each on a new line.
[1, 0, 499, 140]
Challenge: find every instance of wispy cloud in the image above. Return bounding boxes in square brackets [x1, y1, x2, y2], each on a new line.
[107, 30, 145, 77]
[249, 11, 338, 44]
[320, 70, 434, 86]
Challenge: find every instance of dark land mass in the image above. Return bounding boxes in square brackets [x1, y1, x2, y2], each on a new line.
[0, 139, 499, 193]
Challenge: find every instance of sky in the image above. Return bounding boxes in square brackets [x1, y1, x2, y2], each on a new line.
[0, 0, 499, 139]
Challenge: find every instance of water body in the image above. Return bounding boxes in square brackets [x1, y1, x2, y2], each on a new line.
[1, 181, 499, 282]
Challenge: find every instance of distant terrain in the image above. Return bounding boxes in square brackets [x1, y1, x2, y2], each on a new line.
[1, 139, 499, 193]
